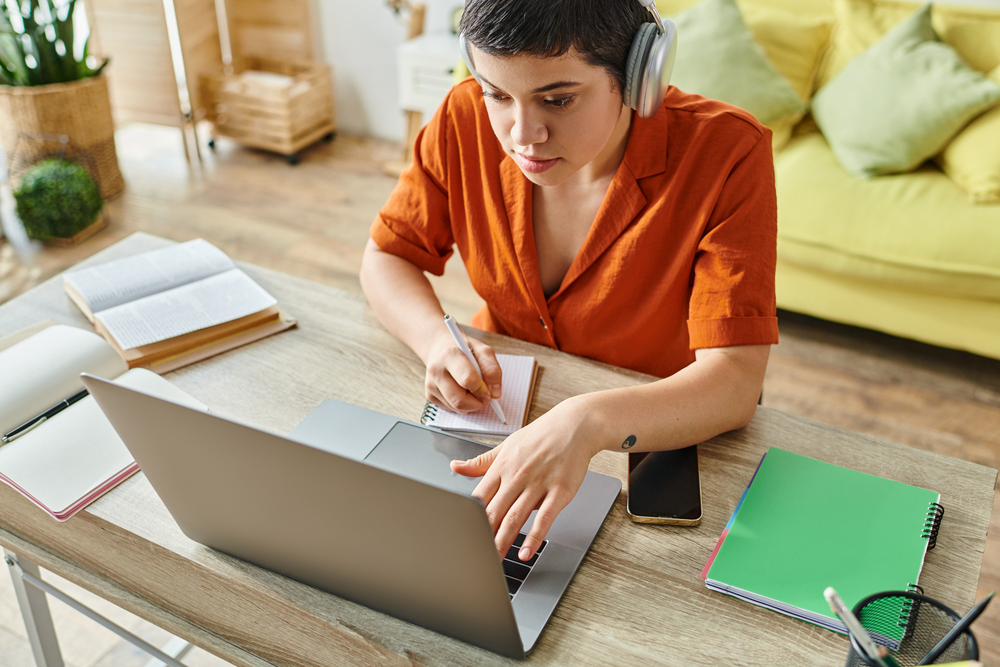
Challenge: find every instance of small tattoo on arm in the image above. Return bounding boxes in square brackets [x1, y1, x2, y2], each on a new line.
[621, 435, 637, 449]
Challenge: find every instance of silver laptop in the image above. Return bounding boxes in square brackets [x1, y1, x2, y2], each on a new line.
[82, 375, 621, 659]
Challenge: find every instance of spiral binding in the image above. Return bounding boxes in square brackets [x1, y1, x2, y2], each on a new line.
[898, 584, 924, 638]
[420, 401, 439, 425]
[921, 502, 945, 550]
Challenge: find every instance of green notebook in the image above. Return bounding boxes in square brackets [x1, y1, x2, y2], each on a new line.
[702, 447, 942, 648]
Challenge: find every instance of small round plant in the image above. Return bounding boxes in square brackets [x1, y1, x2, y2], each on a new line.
[14, 159, 104, 241]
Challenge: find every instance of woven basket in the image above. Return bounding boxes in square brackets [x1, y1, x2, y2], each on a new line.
[200, 57, 336, 159]
[0, 74, 124, 201]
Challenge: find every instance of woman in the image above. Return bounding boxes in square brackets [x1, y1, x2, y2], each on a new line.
[360, 0, 778, 564]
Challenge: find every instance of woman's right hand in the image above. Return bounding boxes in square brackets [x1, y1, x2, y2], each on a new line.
[423, 330, 503, 413]
[359, 241, 502, 413]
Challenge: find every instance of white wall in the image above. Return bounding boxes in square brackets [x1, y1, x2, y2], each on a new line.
[317, 0, 458, 142]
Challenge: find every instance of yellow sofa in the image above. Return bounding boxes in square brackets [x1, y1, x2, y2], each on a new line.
[659, 0, 1000, 359]
[775, 129, 1000, 360]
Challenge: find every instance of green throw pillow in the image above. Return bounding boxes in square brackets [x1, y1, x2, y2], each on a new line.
[669, 0, 805, 125]
[812, 4, 1000, 178]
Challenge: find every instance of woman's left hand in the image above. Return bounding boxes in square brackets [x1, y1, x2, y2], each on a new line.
[449, 395, 604, 563]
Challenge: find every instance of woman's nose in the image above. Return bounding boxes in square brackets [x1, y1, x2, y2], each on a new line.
[510, 104, 547, 148]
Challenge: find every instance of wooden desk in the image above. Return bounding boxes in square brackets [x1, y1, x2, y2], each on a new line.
[0, 233, 995, 666]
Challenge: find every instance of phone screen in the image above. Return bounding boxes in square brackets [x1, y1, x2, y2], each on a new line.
[627, 446, 702, 523]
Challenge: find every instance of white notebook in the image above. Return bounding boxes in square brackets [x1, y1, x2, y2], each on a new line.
[420, 354, 538, 437]
[0, 323, 206, 521]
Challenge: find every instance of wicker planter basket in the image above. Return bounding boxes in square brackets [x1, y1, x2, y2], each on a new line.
[0, 74, 125, 201]
[200, 57, 336, 164]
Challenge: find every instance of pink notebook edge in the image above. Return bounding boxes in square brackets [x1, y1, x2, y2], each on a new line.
[0, 461, 140, 522]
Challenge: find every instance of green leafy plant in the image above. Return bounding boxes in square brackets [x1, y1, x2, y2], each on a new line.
[0, 0, 108, 86]
[15, 159, 103, 240]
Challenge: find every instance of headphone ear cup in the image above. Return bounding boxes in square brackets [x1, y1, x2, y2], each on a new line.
[624, 22, 658, 111]
[459, 32, 479, 81]
[637, 18, 677, 119]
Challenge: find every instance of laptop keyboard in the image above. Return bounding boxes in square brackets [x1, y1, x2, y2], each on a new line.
[503, 533, 548, 599]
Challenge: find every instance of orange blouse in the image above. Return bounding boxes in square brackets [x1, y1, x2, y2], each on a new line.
[371, 79, 779, 379]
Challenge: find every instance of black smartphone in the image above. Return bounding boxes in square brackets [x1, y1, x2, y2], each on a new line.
[626, 445, 702, 525]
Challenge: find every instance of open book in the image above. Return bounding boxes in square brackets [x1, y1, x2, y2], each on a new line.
[63, 239, 296, 373]
[420, 354, 538, 437]
[0, 322, 207, 521]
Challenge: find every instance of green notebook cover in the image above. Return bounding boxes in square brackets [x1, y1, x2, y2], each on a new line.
[704, 447, 940, 642]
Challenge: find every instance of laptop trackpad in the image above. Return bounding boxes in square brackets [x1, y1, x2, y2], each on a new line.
[365, 422, 489, 496]
[288, 400, 401, 460]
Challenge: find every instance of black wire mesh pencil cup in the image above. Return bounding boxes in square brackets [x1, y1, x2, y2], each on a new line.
[844, 590, 979, 666]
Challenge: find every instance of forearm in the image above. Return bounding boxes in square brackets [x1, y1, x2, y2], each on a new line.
[359, 238, 447, 363]
[567, 345, 770, 456]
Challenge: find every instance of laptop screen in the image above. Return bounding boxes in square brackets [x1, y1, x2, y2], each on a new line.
[364, 422, 490, 496]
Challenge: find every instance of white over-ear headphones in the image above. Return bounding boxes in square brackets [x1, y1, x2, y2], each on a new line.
[459, 0, 677, 120]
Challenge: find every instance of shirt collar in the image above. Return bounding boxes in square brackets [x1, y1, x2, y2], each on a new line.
[621, 105, 669, 181]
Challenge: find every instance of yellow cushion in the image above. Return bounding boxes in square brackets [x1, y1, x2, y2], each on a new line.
[746, 5, 834, 152]
[815, 0, 916, 91]
[933, 5, 1000, 74]
[935, 65, 1000, 204]
[775, 132, 1000, 298]
[742, 4, 834, 105]
[816, 0, 1000, 91]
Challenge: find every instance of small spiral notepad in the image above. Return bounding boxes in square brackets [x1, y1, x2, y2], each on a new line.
[420, 354, 538, 436]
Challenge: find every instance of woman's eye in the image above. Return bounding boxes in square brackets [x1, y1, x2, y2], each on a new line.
[482, 90, 509, 102]
[545, 97, 574, 109]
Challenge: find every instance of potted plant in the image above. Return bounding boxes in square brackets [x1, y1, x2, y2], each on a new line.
[0, 0, 124, 200]
[15, 158, 105, 245]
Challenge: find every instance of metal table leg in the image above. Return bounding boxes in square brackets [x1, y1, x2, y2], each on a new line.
[5, 549, 192, 667]
[5, 549, 65, 667]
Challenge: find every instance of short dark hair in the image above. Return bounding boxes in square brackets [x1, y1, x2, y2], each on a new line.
[459, 0, 650, 94]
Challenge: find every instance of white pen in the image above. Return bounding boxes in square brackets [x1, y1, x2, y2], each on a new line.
[444, 314, 506, 424]
[824, 587, 899, 667]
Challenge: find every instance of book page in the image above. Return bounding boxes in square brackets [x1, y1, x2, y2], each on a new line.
[95, 268, 278, 350]
[424, 354, 536, 436]
[64, 239, 235, 314]
[0, 368, 208, 516]
[0, 325, 127, 435]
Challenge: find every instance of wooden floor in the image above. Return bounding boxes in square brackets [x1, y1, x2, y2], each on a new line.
[1, 123, 997, 666]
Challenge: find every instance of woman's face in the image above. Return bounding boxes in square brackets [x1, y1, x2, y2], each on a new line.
[470, 46, 630, 187]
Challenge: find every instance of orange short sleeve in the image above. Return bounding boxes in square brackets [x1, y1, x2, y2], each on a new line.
[687, 133, 779, 349]
[370, 100, 456, 277]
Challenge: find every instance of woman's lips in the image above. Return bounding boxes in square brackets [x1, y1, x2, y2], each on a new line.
[514, 152, 560, 174]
